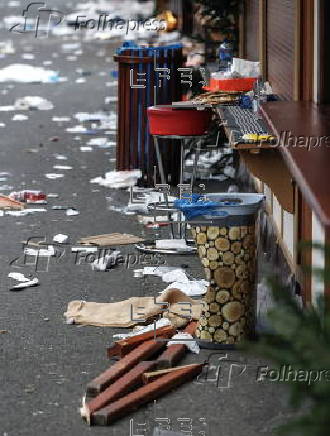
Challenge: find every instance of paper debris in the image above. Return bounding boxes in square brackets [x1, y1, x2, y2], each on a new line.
[92, 250, 120, 271]
[0, 64, 64, 83]
[155, 239, 190, 250]
[54, 154, 68, 160]
[12, 114, 28, 121]
[80, 146, 92, 152]
[14, 96, 54, 110]
[66, 208, 79, 216]
[163, 280, 208, 297]
[53, 116, 71, 122]
[24, 246, 55, 257]
[71, 246, 98, 253]
[6, 208, 46, 216]
[53, 234, 69, 244]
[53, 165, 72, 170]
[90, 170, 141, 189]
[45, 173, 64, 179]
[167, 333, 200, 354]
[8, 272, 39, 291]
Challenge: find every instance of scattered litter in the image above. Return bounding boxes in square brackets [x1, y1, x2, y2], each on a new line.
[92, 250, 121, 272]
[12, 114, 28, 121]
[0, 41, 15, 55]
[78, 233, 144, 246]
[87, 138, 114, 147]
[54, 154, 67, 160]
[71, 246, 98, 253]
[0, 64, 65, 83]
[8, 272, 39, 291]
[0, 195, 24, 210]
[62, 43, 81, 52]
[67, 125, 97, 134]
[21, 53, 35, 60]
[163, 280, 208, 297]
[53, 116, 71, 122]
[53, 234, 69, 244]
[45, 173, 64, 179]
[80, 146, 93, 152]
[64, 289, 202, 328]
[167, 333, 200, 354]
[75, 112, 112, 122]
[0, 96, 53, 111]
[24, 246, 55, 257]
[9, 190, 47, 204]
[161, 269, 189, 283]
[90, 170, 141, 189]
[105, 96, 118, 104]
[136, 266, 208, 297]
[155, 239, 191, 250]
[53, 165, 72, 170]
[6, 208, 46, 216]
[66, 208, 80, 216]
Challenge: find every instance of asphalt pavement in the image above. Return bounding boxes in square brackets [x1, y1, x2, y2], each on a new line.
[0, 1, 298, 435]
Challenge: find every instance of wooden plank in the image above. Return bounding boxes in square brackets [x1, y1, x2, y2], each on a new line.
[156, 321, 197, 369]
[86, 338, 167, 398]
[107, 325, 176, 359]
[89, 364, 204, 426]
[82, 361, 158, 422]
[142, 363, 201, 384]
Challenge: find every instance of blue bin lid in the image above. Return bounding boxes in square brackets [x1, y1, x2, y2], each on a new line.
[116, 42, 183, 55]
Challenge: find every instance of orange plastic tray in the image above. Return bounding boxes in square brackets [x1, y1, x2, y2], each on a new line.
[204, 77, 257, 92]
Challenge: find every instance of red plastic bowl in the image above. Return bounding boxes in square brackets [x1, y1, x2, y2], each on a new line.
[147, 105, 212, 136]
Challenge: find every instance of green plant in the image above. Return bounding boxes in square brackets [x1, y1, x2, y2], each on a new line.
[243, 245, 330, 435]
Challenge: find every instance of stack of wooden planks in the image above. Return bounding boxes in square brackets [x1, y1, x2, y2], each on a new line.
[81, 322, 203, 426]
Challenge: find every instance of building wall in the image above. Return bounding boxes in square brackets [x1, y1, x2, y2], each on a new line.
[244, 0, 259, 61]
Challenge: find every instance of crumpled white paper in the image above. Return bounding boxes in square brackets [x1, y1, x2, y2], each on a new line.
[163, 280, 208, 297]
[167, 333, 200, 354]
[90, 170, 141, 189]
[92, 250, 120, 272]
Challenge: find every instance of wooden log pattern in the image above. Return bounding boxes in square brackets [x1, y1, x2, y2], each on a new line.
[192, 225, 256, 344]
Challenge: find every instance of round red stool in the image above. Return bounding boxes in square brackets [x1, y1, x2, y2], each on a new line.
[147, 105, 212, 186]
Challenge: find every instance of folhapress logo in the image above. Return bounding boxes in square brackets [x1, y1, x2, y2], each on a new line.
[9, 2, 64, 38]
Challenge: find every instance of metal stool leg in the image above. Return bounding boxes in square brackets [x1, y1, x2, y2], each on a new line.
[191, 139, 201, 190]
[154, 136, 166, 185]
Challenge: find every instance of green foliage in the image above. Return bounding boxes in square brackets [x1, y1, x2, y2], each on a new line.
[243, 246, 330, 436]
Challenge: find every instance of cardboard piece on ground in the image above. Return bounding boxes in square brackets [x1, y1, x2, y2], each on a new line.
[64, 289, 202, 328]
[0, 196, 25, 210]
[77, 233, 144, 246]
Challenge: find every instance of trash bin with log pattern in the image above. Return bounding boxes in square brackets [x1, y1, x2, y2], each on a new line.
[174, 193, 264, 347]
